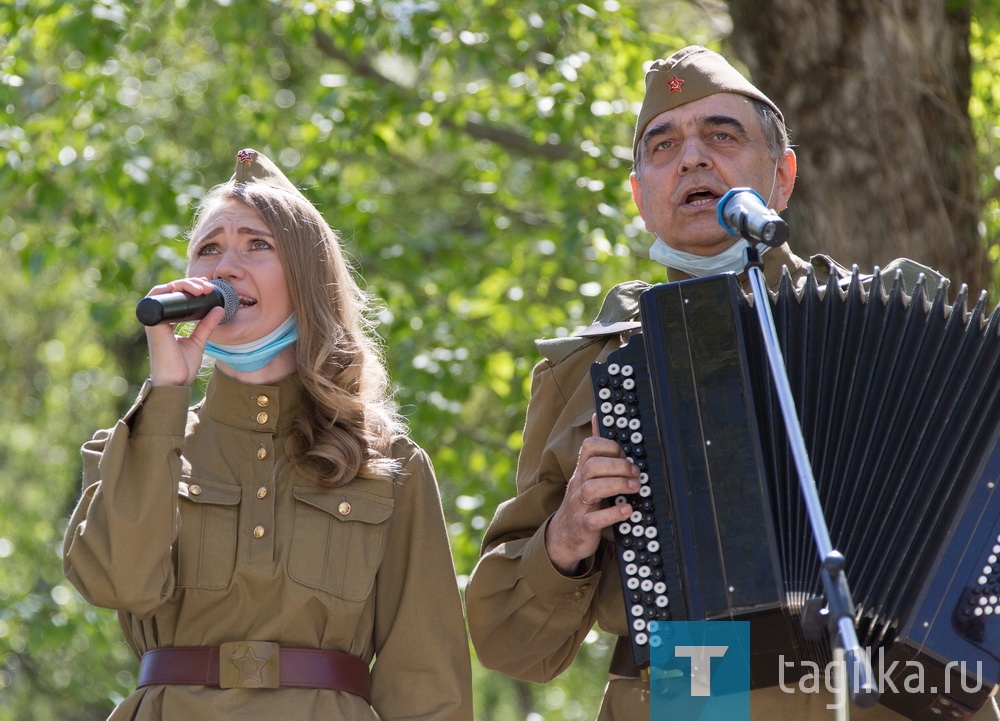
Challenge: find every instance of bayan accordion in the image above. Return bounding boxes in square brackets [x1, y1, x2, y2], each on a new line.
[590, 270, 1000, 720]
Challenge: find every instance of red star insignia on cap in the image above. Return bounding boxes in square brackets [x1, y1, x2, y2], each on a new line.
[236, 149, 255, 164]
[668, 75, 684, 94]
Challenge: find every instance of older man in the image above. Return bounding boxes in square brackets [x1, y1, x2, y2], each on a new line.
[466, 45, 999, 721]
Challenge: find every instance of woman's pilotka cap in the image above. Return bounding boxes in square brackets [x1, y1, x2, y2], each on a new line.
[632, 45, 783, 160]
[229, 148, 309, 202]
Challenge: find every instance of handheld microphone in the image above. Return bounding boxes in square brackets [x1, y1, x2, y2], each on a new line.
[136, 279, 239, 326]
[717, 187, 789, 247]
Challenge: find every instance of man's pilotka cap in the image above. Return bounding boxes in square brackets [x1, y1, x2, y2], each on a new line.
[632, 45, 783, 160]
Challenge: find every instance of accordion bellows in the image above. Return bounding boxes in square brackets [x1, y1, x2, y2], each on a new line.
[591, 269, 1000, 720]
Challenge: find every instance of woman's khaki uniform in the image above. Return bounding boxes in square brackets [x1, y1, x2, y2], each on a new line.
[467, 245, 998, 720]
[64, 369, 472, 720]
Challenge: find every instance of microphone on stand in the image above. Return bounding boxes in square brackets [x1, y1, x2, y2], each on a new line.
[136, 279, 239, 326]
[717, 187, 789, 247]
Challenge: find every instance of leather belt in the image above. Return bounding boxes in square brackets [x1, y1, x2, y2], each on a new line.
[137, 643, 371, 703]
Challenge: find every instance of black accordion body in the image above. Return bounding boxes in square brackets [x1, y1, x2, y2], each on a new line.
[590, 270, 1000, 720]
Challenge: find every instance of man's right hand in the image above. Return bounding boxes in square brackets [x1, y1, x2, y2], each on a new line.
[544, 416, 640, 576]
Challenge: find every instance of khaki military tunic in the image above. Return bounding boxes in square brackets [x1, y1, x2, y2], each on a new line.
[64, 369, 472, 721]
[466, 245, 998, 720]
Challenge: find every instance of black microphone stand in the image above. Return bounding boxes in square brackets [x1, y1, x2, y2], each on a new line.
[742, 243, 880, 710]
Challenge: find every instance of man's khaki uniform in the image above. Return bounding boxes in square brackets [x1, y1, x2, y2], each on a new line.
[467, 245, 999, 720]
[64, 369, 472, 720]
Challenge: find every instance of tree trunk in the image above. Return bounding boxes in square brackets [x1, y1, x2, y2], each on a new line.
[726, 0, 987, 295]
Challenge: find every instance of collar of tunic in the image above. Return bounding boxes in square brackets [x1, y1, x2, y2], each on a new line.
[198, 369, 304, 432]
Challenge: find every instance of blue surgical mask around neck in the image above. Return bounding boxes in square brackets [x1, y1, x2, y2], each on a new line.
[649, 237, 772, 277]
[204, 314, 298, 373]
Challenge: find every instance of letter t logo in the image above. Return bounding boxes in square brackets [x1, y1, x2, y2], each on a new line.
[675, 645, 730, 697]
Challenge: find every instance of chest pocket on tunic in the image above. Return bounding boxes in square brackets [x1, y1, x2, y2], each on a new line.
[176, 479, 242, 590]
[288, 486, 394, 602]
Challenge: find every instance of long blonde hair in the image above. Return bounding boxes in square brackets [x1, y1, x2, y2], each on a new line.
[192, 183, 404, 485]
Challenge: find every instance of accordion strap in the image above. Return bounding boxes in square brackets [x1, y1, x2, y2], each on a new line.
[608, 635, 643, 678]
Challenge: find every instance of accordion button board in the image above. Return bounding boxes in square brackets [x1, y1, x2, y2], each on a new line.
[592, 343, 680, 656]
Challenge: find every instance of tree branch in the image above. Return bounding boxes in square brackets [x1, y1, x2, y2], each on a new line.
[311, 27, 578, 161]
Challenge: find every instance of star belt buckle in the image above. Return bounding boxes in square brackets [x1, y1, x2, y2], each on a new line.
[219, 641, 280, 689]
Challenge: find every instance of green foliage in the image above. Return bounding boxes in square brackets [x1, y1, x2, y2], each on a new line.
[0, 251, 138, 720]
[971, 6, 1000, 284]
[3, 0, 999, 719]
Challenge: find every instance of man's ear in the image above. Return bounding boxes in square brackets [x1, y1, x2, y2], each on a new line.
[774, 148, 797, 211]
[630, 172, 645, 219]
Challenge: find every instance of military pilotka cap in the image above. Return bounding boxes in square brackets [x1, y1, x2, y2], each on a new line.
[230, 147, 308, 201]
[632, 45, 783, 160]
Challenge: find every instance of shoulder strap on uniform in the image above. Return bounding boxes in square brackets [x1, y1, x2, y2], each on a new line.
[535, 280, 651, 365]
[879, 257, 949, 294]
